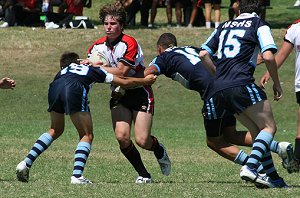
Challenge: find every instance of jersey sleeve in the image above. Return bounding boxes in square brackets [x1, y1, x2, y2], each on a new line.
[119, 36, 140, 67]
[257, 20, 277, 54]
[87, 37, 106, 56]
[149, 55, 168, 75]
[90, 67, 110, 83]
[284, 21, 300, 45]
[200, 29, 219, 56]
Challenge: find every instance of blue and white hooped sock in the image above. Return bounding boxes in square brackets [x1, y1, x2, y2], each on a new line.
[72, 142, 91, 178]
[246, 131, 273, 169]
[24, 133, 54, 168]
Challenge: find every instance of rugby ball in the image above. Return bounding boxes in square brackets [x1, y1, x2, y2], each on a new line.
[88, 51, 109, 66]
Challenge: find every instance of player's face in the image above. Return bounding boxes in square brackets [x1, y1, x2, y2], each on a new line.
[103, 16, 123, 41]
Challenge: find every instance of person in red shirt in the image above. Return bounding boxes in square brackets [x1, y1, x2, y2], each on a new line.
[0, 0, 43, 28]
[44, 0, 87, 29]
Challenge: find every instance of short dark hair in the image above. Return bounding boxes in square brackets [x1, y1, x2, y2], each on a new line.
[99, 2, 127, 27]
[60, 52, 80, 69]
[157, 33, 177, 49]
[239, 0, 260, 14]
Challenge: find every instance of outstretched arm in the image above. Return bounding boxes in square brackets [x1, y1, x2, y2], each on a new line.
[144, 65, 159, 76]
[112, 74, 157, 88]
[0, 77, 16, 89]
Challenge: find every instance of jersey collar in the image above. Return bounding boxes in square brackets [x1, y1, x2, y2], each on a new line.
[105, 33, 124, 48]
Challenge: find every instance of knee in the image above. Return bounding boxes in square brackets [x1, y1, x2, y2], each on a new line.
[135, 136, 149, 148]
[206, 138, 218, 151]
[206, 137, 224, 152]
[115, 130, 131, 148]
[48, 128, 64, 140]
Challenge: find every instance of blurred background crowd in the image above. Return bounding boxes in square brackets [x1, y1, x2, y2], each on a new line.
[0, 0, 299, 29]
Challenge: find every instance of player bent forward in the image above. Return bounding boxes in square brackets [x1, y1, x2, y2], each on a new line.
[15, 52, 156, 184]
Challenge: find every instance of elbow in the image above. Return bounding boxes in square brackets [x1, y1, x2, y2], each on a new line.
[262, 51, 275, 63]
[199, 51, 209, 60]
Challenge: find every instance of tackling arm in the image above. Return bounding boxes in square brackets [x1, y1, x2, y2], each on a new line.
[112, 74, 157, 88]
[100, 61, 131, 76]
[199, 50, 216, 75]
[144, 65, 159, 76]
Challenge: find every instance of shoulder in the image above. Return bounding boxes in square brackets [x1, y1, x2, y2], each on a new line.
[92, 36, 107, 45]
[121, 34, 138, 46]
[286, 20, 300, 33]
[88, 36, 107, 53]
[284, 20, 300, 43]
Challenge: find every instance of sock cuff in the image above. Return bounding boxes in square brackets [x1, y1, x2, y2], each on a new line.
[77, 142, 91, 152]
[41, 133, 54, 144]
[120, 141, 134, 154]
[256, 130, 273, 145]
[148, 136, 159, 151]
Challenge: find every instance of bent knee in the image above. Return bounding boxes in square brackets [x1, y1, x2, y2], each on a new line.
[135, 136, 151, 149]
[206, 137, 224, 151]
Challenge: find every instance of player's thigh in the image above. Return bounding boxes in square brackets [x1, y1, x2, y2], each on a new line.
[70, 112, 93, 135]
[49, 111, 65, 137]
[133, 110, 153, 139]
[243, 100, 277, 133]
[111, 104, 132, 139]
[235, 113, 260, 140]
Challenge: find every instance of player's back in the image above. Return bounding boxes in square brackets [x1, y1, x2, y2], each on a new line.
[52, 63, 108, 89]
[205, 13, 276, 94]
[153, 46, 213, 99]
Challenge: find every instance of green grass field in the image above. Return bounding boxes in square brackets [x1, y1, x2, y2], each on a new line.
[1, 0, 300, 197]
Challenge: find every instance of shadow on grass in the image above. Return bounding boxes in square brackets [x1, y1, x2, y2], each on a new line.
[93, 179, 300, 189]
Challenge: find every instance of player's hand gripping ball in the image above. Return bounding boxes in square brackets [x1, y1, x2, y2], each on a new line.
[88, 51, 109, 66]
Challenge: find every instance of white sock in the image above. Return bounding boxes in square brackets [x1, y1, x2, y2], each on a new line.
[215, 22, 220, 28]
[206, 22, 211, 29]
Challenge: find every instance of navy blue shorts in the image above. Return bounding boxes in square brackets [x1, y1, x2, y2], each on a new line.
[211, 83, 267, 116]
[110, 86, 154, 114]
[203, 116, 236, 137]
[48, 78, 90, 115]
[202, 99, 236, 137]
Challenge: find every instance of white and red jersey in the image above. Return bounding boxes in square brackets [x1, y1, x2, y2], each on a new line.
[284, 19, 300, 92]
[87, 33, 145, 77]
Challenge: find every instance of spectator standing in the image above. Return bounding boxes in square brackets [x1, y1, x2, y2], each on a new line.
[187, 0, 204, 28]
[203, 0, 221, 29]
[228, 0, 239, 20]
[148, 0, 163, 28]
[116, 0, 140, 26]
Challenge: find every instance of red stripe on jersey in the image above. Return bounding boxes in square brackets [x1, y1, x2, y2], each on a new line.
[121, 35, 139, 64]
[87, 37, 107, 54]
[285, 19, 300, 38]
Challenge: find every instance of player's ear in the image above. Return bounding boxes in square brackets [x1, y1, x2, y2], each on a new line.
[157, 45, 163, 55]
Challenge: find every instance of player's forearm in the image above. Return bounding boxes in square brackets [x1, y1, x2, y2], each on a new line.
[265, 60, 280, 85]
[199, 51, 216, 75]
